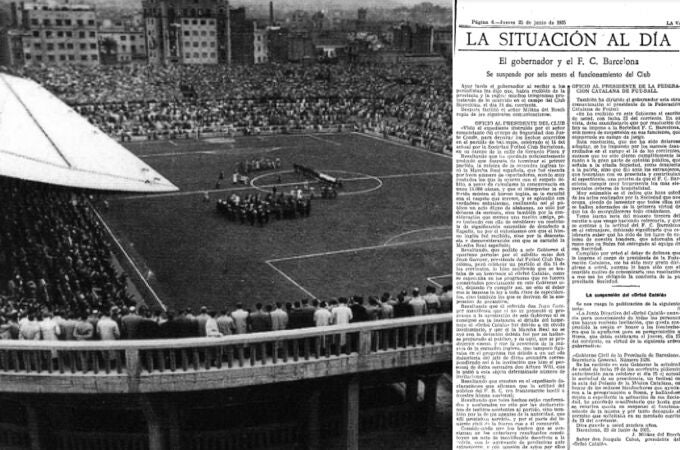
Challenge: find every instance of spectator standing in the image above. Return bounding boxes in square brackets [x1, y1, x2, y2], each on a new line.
[314, 301, 332, 327]
[0, 312, 20, 340]
[423, 286, 441, 314]
[73, 313, 94, 340]
[331, 298, 353, 348]
[97, 311, 121, 362]
[379, 297, 394, 320]
[409, 288, 427, 316]
[159, 310, 182, 339]
[231, 303, 249, 334]
[216, 309, 236, 336]
[97, 311, 121, 341]
[287, 301, 306, 329]
[121, 306, 143, 339]
[350, 296, 369, 322]
[249, 303, 272, 333]
[270, 302, 289, 331]
[19, 313, 41, 340]
[205, 310, 222, 337]
[331, 298, 353, 326]
[87, 310, 100, 339]
[393, 295, 413, 318]
[439, 285, 453, 313]
[174, 310, 199, 337]
[39, 312, 61, 359]
[196, 306, 211, 337]
[364, 297, 381, 321]
[299, 299, 316, 328]
[60, 312, 78, 341]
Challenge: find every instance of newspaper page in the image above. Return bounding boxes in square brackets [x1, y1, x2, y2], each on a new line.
[453, 1, 680, 449]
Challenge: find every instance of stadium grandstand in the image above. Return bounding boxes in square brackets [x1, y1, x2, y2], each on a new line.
[0, 63, 452, 450]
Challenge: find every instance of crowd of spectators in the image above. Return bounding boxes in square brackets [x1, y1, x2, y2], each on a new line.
[0, 62, 452, 343]
[0, 177, 134, 337]
[6, 63, 452, 153]
[0, 175, 451, 343]
[0, 285, 452, 341]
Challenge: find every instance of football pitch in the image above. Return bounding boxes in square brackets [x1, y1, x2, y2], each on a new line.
[100, 133, 452, 311]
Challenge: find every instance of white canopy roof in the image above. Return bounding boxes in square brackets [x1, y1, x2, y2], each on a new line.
[0, 73, 178, 193]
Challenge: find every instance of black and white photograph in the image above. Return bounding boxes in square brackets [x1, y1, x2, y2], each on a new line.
[0, 0, 453, 448]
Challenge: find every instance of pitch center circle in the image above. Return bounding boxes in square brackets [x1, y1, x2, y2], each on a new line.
[249, 169, 383, 197]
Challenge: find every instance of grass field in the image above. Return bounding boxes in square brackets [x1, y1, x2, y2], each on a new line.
[100, 133, 452, 311]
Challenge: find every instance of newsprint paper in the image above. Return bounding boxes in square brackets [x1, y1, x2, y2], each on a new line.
[453, 1, 680, 449]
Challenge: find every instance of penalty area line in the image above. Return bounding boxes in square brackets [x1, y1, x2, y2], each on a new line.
[264, 261, 318, 299]
[426, 274, 452, 288]
[268, 236, 452, 264]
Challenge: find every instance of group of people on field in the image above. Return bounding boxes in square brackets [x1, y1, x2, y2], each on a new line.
[216, 192, 311, 226]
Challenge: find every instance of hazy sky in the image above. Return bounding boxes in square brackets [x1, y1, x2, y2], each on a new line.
[230, 0, 452, 8]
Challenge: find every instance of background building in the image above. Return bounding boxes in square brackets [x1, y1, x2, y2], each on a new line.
[99, 25, 146, 64]
[142, 0, 230, 64]
[392, 22, 433, 54]
[8, 1, 100, 65]
[229, 6, 251, 64]
[433, 25, 452, 59]
[0, 28, 25, 66]
[253, 23, 267, 64]
[266, 26, 287, 63]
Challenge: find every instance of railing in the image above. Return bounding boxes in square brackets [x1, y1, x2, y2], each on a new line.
[0, 315, 452, 394]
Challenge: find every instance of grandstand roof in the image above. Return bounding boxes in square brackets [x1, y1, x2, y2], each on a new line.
[0, 73, 178, 193]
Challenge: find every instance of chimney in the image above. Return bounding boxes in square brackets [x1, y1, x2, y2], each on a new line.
[269, 1, 274, 26]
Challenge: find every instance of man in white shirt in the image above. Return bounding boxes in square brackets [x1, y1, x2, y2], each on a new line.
[19, 313, 41, 340]
[205, 310, 222, 337]
[97, 312, 121, 341]
[314, 301, 333, 352]
[314, 301, 332, 327]
[39, 312, 61, 360]
[409, 288, 427, 316]
[231, 303, 250, 334]
[331, 298, 353, 350]
[422, 286, 441, 314]
[270, 302, 289, 331]
[97, 311, 121, 362]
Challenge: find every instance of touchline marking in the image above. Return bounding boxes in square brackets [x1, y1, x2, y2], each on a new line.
[138, 146, 287, 158]
[352, 132, 453, 160]
[306, 134, 342, 146]
[426, 274, 452, 288]
[265, 261, 318, 299]
[267, 236, 452, 264]
[383, 226, 452, 245]
[90, 204, 167, 312]
[116, 170, 451, 201]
